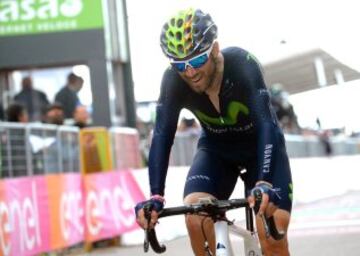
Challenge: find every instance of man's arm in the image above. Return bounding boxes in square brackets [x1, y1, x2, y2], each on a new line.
[148, 69, 184, 196]
[240, 53, 280, 183]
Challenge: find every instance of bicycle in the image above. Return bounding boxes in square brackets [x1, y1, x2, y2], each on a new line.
[142, 189, 284, 255]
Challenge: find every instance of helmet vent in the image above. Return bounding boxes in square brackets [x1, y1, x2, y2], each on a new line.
[169, 31, 174, 38]
[186, 14, 192, 22]
[169, 42, 175, 50]
[170, 18, 175, 26]
[177, 45, 184, 55]
[177, 18, 184, 28]
[176, 31, 182, 41]
[185, 38, 192, 49]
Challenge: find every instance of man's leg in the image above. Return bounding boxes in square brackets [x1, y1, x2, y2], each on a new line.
[183, 148, 239, 256]
[184, 192, 216, 256]
[256, 208, 291, 256]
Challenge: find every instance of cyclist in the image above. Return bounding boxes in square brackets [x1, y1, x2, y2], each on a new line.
[135, 8, 293, 256]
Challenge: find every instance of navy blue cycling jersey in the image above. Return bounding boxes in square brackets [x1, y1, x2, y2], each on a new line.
[149, 47, 283, 196]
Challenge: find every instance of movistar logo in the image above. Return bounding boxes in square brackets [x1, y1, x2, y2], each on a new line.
[195, 101, 249, 126]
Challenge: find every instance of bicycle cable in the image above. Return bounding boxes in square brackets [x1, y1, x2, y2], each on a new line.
[200, 216, 214, 256]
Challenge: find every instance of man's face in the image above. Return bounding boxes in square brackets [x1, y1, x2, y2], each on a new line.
[46, 108, 64, 125]
[74, 106, 89, 123]
[175, 44, 217, 94]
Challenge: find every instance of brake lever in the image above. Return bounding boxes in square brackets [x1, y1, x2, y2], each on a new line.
[253, 189, 271, 238]
[143, 203, 152, 252]
[253, 188, 285, 241]
[143, 203, 166, 253]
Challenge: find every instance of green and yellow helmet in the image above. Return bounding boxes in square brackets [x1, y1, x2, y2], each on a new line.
[160, 8, 218, 59]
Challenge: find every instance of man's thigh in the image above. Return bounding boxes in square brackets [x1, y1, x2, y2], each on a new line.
[183, 149, 239, 200]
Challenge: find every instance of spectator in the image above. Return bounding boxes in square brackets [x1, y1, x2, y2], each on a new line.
[1, 103, 28, 178]
[269, 84, 301, 134]
[0, 102, 4, 120]
[13, 76, 49, 121]
[44, 103, 65, 125]
[177, 117, 201, 135]
[6, 103, 29, 123]
[73, 105, 90, 128]
[55, 73, 84, 118]
[319, 130, 333, 156]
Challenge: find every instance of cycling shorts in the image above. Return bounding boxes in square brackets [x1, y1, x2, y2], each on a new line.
[183, 136, 293, 212]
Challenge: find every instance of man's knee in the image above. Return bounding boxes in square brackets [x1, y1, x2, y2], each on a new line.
[183, 192, 215, 204]
[183, 192, 216, 230]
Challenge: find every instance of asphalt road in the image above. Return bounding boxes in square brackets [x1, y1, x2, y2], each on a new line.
[71, 190, 360, 256]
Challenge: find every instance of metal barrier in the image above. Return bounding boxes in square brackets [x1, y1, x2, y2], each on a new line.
[0, 122, 80, 178]
[110, 127, 143, 169]
[1, 121, 359, 177]
[169, 132, 360, 166]
[170, 132, 200, 166]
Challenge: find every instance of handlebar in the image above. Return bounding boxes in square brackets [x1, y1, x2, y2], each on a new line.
[143, 189, 285, 254]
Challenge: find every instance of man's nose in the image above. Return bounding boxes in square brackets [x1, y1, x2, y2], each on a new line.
[184, 65, 197, 77]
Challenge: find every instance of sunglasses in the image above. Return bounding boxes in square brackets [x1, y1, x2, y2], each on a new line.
[170, 44, 214, 72]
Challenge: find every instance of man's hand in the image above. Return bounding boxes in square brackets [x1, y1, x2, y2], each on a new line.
[134, 195, 165, 230]
[248, 181, 278, 216]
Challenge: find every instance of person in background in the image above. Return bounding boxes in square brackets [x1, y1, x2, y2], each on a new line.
[44, 103, 65, 125]
[177, 117, 201, 134]
[6, 103, 29, 123]
[55, 73, 84, 119]
[73, 105, 90, 128]
[0, 102, 5, 121]
[269, 84, 301, 134]
[13, 76, 49, 121]
[2, 103, 29, 177]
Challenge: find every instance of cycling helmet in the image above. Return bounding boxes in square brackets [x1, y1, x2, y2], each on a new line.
[160, 8, 218, 59]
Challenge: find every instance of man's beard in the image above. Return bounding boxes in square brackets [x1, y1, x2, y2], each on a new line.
[202, 58, 217, 94]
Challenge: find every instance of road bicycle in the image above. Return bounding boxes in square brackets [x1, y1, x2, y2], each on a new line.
[142, 189, 284, 255]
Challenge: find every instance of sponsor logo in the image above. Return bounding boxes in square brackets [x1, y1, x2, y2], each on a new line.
[262, 144, 273, 173]
[0, 0, 84, 23]
[195, 101, 249, 126]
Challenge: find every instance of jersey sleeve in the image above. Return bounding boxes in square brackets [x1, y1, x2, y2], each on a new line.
[148, 68, 184, 196]
[237, 52, 281, 184]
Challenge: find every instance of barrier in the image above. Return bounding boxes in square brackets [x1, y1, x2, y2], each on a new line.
[0, 171, 145, 256]
[79, 127, 113, 174]
[110, 127, 143, 169]
[0, 122, 80, 178]
[169, 132, 360, 166]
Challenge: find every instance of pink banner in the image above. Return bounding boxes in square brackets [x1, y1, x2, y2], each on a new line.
[83, 170, 145, 242]
[46, 174, 84, 250]
[0, 176, 51, 256]
[0, 170, 145, 255]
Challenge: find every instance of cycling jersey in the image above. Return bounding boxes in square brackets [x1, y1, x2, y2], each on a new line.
[149, 47, 290, 199]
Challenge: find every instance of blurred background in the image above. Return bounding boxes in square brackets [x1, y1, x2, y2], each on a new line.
[0, 0, 360, 255]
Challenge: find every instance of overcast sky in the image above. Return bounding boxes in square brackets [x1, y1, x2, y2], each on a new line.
[126, 0, 360, 131]
[126, 0, 360, 101]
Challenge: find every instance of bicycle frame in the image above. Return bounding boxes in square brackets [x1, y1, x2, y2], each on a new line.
[214, 213, 262, 256]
